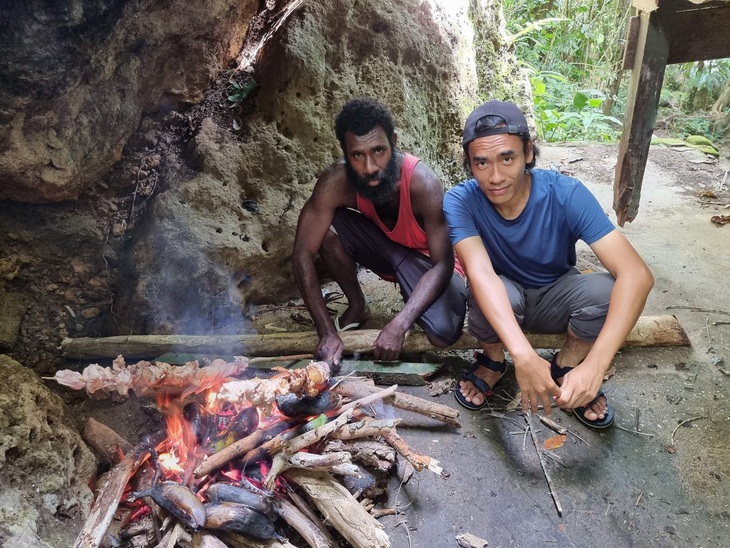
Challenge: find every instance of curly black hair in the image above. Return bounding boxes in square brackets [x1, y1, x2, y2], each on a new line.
[334, 97, 396, 154]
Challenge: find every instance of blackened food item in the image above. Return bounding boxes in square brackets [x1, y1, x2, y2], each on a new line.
[275, 390, 341, 418]
[129, 481, 206, 529]
[206, 482, 272, 516]
[203, 501, 280, 540]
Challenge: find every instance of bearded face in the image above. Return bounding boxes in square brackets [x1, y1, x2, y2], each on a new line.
[345, 150, 401, 206]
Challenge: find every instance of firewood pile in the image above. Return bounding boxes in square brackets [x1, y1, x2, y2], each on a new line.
[52, 355, 460, 548]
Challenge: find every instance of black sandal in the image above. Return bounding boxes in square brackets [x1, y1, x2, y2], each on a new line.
[550, 354, 614, 429]
[454, 352, 507, 411]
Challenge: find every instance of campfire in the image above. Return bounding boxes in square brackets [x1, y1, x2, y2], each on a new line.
[53, 355, 459, 548]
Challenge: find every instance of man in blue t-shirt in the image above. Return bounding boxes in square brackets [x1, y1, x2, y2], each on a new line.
[443, 100, 654, 428]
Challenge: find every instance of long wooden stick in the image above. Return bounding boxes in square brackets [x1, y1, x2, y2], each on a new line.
[332, 378, 460, 427]
[380, 427, 442, 475]
[525, 412, 563, 517]
[194, 419, 296, 478]
[74, 431, 165, 548]
[60, 315, 689, 359]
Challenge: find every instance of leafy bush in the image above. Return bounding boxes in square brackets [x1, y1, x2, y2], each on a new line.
[530, 72, 622, 142]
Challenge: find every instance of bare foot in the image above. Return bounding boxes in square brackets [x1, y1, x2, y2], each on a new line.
[337, 306, 368, 329]
[458, 366, 504, 407]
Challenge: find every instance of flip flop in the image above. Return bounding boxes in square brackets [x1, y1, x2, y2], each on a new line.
[550, 353, 615, 429]
[334, 315, 362, 332]
[454, 353, 507, 411]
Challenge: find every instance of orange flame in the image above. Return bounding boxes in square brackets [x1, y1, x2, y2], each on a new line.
[157, 395, 198, 477]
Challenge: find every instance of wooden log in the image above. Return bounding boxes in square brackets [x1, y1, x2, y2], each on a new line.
[282, 483, 336, 546]
[285, 469, 391, 548]
[59, 315, 690, 360]
[332, 378, 461, 427]
[73, 431, 165, 548]
[218, 532, 298, 548]
[194, 420, 297, 478]
[273, 497, 336, 548]
[82, 417, 134, 464]
[380, 427, 442, 475]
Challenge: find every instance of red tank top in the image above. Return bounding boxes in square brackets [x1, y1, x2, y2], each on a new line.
[356, 154, 465, 278]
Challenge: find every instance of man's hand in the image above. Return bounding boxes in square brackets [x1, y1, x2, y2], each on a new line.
[554, 363, 604, 410]
[513, 353, 562, 415]
[372, 321, 407, 361]
[316, 331, 345, 366]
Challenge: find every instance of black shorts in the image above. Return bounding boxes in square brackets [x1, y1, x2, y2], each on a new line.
[331, 207, 466, 345]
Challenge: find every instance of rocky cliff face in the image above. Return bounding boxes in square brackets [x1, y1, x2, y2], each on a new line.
[0, 0, 528, 370]
[0, 0, 256, 202]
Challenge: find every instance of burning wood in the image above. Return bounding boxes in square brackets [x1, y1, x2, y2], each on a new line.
[66, 357, 449, 547]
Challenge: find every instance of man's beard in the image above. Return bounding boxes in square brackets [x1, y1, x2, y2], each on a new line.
[345, 152, 401, 206]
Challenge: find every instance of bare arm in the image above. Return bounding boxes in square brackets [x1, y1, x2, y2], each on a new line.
[292, 164, 354, 364]
[556, 230, 654, 408]
[454, 236, 560, 413]
[373, 163, 456, 360]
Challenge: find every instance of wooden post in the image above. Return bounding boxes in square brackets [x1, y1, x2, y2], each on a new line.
[614, 7, 669, 226]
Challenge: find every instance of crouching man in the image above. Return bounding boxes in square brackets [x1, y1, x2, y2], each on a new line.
[444, 100, 654, 427]
[293, 97, 467, 367]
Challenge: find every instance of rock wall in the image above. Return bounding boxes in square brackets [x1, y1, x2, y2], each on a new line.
[113, 0, 502, 336]
[0, 0, 257, 202]
[0, 0, 529, 368]
[0, 355, 97, 547]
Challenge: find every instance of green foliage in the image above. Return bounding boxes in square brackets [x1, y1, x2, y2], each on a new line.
[226, 78, 258, 107]
[530, 72, 622, 142]
[503, 0, 631, 142]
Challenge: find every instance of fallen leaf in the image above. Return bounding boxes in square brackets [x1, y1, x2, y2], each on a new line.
[666, 445, 677, 454]
[711, 214, 730, 226]
[699, 190, 718, 199]
[543, 434, 567, 450]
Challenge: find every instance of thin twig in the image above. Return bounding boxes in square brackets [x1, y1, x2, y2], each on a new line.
[670, 414, 709, 445]
[614, 424, 655, 437]
[564, 425, 591, 446]
[249, 354, 313, 364]
[540, 450, 566, 467]
[665, 305, 730, 316]
[394, 519, 413, 548]
[488, 411, 527, 431]
[635, 491, 643, 506]
[706, 316, 712, 346]
[525, 412, 563, 517]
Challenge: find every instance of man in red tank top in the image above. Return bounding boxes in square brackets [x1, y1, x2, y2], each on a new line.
[293, 98, 466, 368]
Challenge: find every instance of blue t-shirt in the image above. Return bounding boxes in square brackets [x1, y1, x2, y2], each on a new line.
[443, 169, 614, 289]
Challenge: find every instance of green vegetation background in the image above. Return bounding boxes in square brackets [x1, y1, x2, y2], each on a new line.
[502, 0, 730, 146]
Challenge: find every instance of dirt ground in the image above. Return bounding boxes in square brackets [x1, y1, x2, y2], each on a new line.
[64, 142, 729, 547]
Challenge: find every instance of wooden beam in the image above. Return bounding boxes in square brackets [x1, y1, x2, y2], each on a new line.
[659, 1, 730, 64]
[614, 9, 670, 225]
[60, 315, 689, 360]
